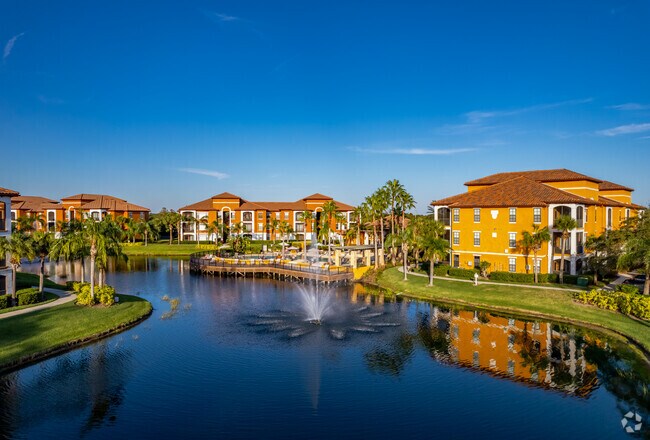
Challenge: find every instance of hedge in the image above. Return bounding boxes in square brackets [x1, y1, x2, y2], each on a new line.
[16, 288, 40, 306]
[448, 267, 478, 279]
[0, 295, 9, 309]
[434, 265, 451, 276]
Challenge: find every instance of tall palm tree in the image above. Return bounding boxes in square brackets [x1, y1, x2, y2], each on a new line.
[617, 210, 650, 295]
[421, 234, 449, 287]
[365, 195, 382, 269]
[50, 219, 89, 283]
[554, 214, 577, 284]
[397, 190, 416, 276]
[522, 225, 551, 283]
[384, 179, 405, 264]
[95, 217, 126, 288]
[350, 205, 365, 246]
[268, 218, 280, 247]
[82, 217, 111, 299]
[320, 200, 339, 264]
[299, 210, 313, 260]
[0, 233, 35, 299]
[30, 230, 55, 294]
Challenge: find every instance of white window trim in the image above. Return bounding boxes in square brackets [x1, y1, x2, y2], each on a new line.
[508, 207, 517, 223]
[473, 231, 481, 247]
[508, 232, 517, 248]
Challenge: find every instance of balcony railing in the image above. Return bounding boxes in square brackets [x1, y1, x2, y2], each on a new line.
[554, 246, 570, 255]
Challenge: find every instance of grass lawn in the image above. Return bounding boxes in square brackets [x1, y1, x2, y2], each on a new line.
[122, 240, 305, 256]
[0, 294, 152, 370]
[15, 272, 67, 290]
[0, 291, 59, 315]
[377, 267, 650, 354]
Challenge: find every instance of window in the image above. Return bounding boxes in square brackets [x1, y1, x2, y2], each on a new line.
[453, 208, 460, 223]
[474, 208, 481, 222]
[509, 258, 516, 273]
[577, 232, 584, 254]
[473, 232, 480, 246]
[257, 211, 263, 220]
[473, 255, 481, 267]
[509, 232, 516, 248]
[47, 211, 56, 232]
[0, 202, 5, 231]
[276, 212, 280, 219]
[453, 254, 459, 268]
[576, 206, 584, 228]
[453, 231, 460, 245]
[626, 209, 630, 219]
[295, 223, 305, 233]
[258, 222, 264, 231]
[91, 211, 100, 221]
[243, 223, 252, 233]
[243, 212, 252, 222]
[473, 351, 479, 367]
[472, 329, 480, 344]
[509, 208, 516, 223]
[284, 212, 289, 220]
[607, 208, 612, 229]
[533, 207, 541, 223]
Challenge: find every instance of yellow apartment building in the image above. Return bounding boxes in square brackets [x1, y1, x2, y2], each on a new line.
[179, 192, 355, 242]
[430, 169, 644, 275]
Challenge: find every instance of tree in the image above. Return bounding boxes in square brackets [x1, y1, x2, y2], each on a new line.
[94, 217, 126, 288]
[320, 200, 339, 264]
[50, 219, 89, 283]
[0, 233, 35, 299]
[521, 225, 551, 283]
[418, 219, 447, 286]
[300, 210, 314, 260]
[138, 218, 159, 246]
[82, 216, 123, 300]
[30, 230, 55, 294]
[554, 215, 577, 284]
[268, 218, 280, 248]
[397, 190, 416, 279]
[617, 210, 650, 295]
[384, 179, 406, 265]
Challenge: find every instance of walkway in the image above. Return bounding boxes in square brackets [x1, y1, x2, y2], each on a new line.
[0, 288, 76, 320]
[398, 267, 583, 293]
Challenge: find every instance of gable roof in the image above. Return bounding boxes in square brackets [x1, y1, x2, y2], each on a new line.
[464, 168, 603, 186]
[598, 180, 634, 192]
[11, 196, 64, 212]
[302, 193, 333, 201]
[211, 192, 242, 200]
[432, 176, 596, 208]
[179, 198, 214, 211]
[61, 193, 127, 202]
[0, 187, 20, 197]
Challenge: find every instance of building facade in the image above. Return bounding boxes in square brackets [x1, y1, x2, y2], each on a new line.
[11, 196, 66, 236]
[60, 194, 150, 222]
[1, 187, 20, 295]
[179, 192, 355, 243]
[430, 169, 644, 275]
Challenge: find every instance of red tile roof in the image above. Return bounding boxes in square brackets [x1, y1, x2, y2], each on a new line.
[464, 168, 603, 186]
[598, 180, 634, 192]
[11, 196, 63, 212]
[211, 192, 242, 199]
[0, 187, 20, 197]
[302, 193, 333, 201]
[179, 198, 214, 211]
[432, 176, 596, 208]
[61, 193, 127, 202]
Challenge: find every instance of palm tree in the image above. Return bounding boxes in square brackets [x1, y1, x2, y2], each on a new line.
[139, 218, 159, 246]
[365, 196, 382, 269]
[50, 219, 89, 283]
[617, 210, 650, 295]
[82, 217, 111, 299]
[0, 233, 35, 300]
[384, 179, 405, 264]
[554, 214, 578, 284]
[421, 233, 449, 286]
[524, 225, 550, 283]
[585, 233, 609, 284]
[268, 218, 280, 248]
[299, 210, 313, 260]
[94, 217, 126, 288]
[350, 205, 366, 246]
[30, 230, 55, 294]
[518, 232, 535, 275]
[320, 200, 339, 264]
[397, 190, 416, 277]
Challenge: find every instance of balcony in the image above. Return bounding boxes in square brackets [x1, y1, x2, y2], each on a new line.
[182, 224, 195, 233]
[437, 207, 451, 226]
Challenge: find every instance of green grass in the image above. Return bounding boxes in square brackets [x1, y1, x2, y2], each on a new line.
[0, 294, 152, 370]
[0, 292, 59, 315]
[15, 272, 67, 290]
[377, 267, 650, 353]
[122, 240, 304, 256]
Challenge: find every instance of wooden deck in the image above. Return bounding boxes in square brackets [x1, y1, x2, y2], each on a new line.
[190, 254, 354, 284]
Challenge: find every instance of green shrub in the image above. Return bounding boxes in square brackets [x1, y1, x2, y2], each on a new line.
[0, 294, 9, 309]
[76, 284, 117, 307]
[96, 285, 116, 306]
[489, 271, 535, 283]
[72, 282, 90, 293]
[16, 288, 41, 306]
[434, 265, 451, 276]
[575, 288, 650, 320]
[448, 267, 478, 279]
[563, 274, 594, 286]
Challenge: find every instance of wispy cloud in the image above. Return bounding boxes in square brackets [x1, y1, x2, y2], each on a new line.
[608, 103, 650, 111]
[214, 13, 239, 22]
[3, 32, 25, 61]
[179, 168, 230, 179]
[37, 95, 65, 105]
[596, 123, 650, 137]
[465, 98, 594, 124]
[352, 147, 477, 155]
[201, 10, 240, 24]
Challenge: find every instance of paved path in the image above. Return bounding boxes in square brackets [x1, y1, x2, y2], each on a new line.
[397, 267, 583, 293]
[603, 273, 632, 291]
[0, 288, 76, 320]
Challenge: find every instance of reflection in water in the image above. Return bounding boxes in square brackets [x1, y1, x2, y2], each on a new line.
[0, 341, 131, 439]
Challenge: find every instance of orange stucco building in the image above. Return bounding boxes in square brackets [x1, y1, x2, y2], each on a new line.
[179, 192, 355, 242]
[11, 196, 66, 233]
[60, 194, 150, 222]
[430, 169, 644, 275]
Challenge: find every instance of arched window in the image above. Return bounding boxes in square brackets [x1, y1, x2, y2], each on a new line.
[576, 206, 584, 228]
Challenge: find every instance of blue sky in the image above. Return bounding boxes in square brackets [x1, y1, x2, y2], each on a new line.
[1, 0, 649, 212]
